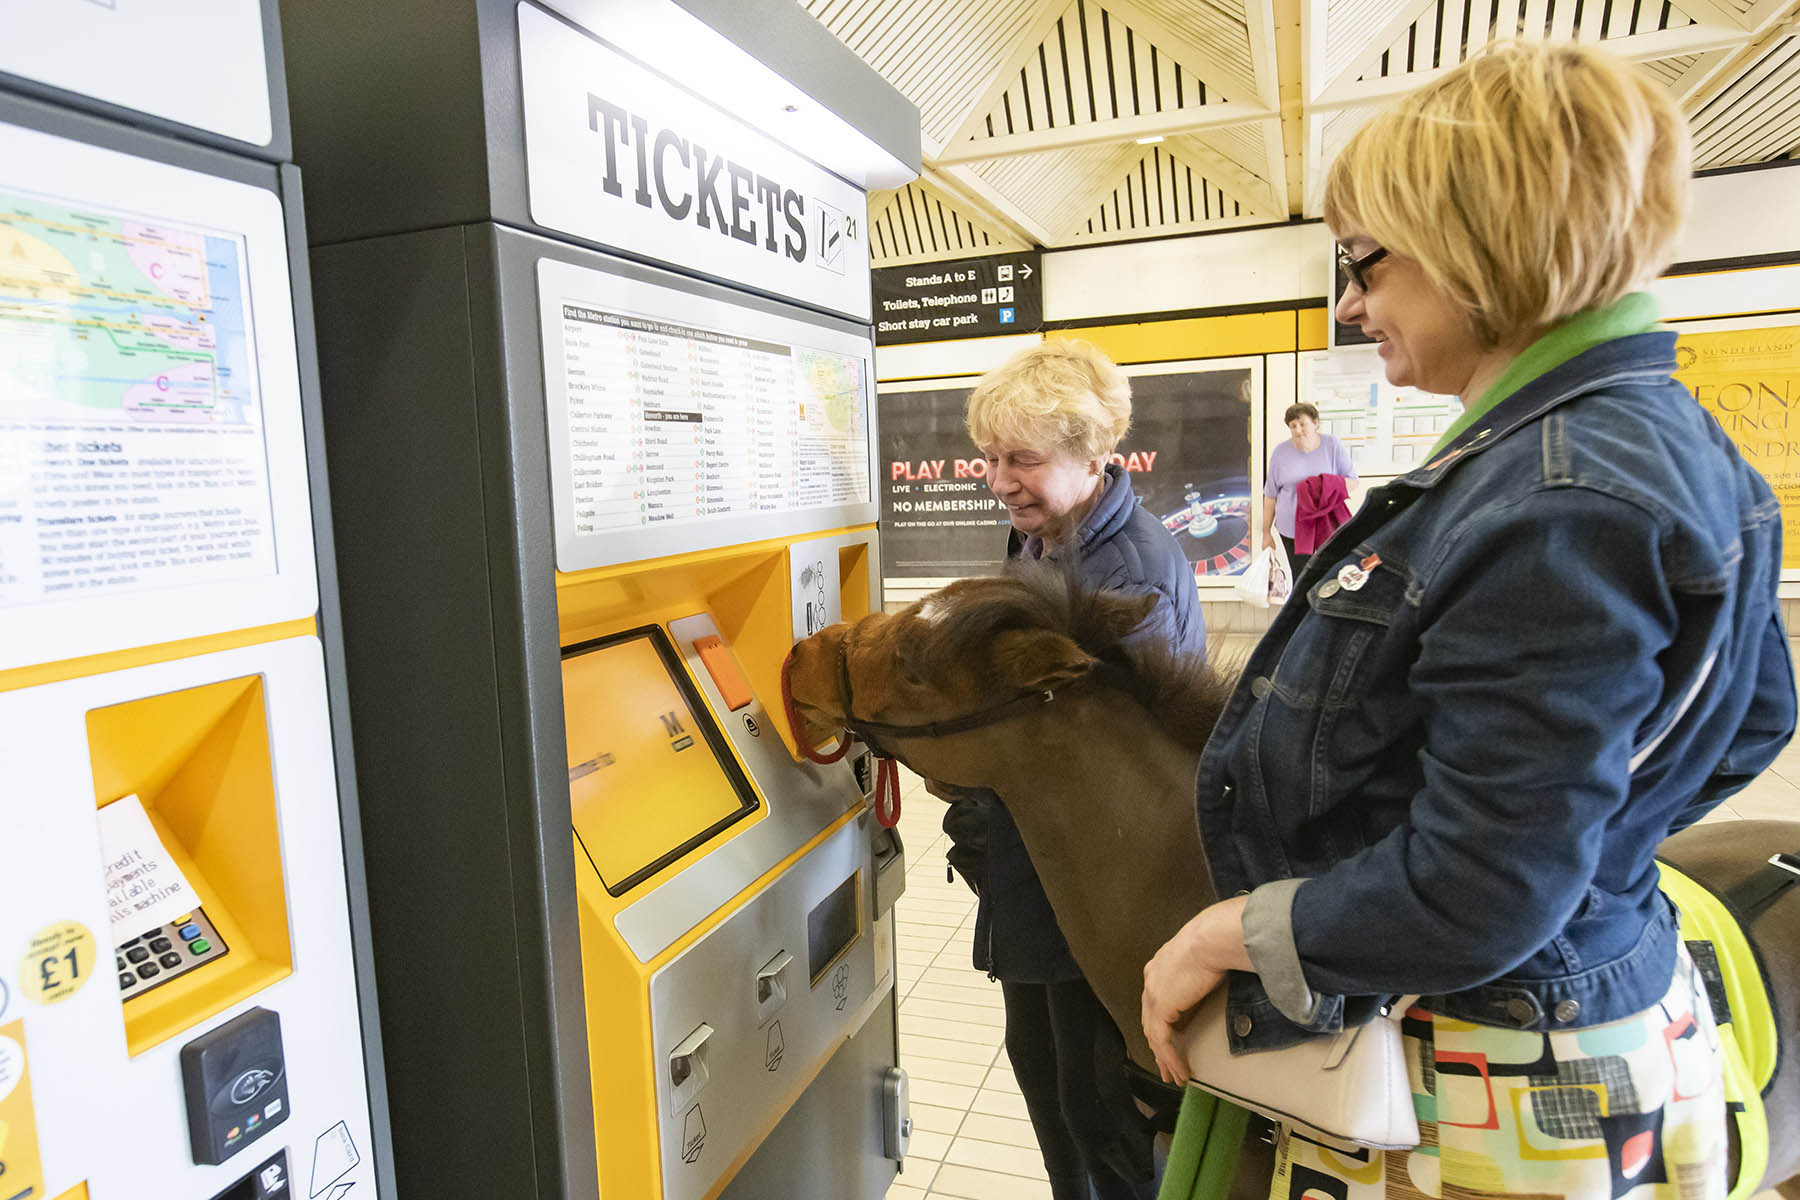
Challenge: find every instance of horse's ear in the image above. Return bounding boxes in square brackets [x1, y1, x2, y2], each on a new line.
[991, 628, 1098, 693]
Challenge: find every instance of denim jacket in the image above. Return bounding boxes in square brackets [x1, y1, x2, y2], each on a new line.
[1197, 332, 1795, 1052]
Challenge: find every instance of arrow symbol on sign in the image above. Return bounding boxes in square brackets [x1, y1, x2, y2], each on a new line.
[1019, 263, 1034, 279]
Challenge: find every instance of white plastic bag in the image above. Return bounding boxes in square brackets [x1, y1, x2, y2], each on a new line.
[1234, 540, 1292, 608]
[1266, 537, 1292, 606]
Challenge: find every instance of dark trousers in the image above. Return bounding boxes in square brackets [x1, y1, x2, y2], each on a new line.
[1000, 977, 1158, 1200]
[1280, 533, 1310, 581]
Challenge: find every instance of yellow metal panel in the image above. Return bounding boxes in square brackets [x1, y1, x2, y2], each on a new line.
[555, 526, 876, 762]
[0, 617, 318, 694]
[838, 542, 872, 623]
[576, 806, 865, 1200]
[1298, 307, 1331, 351]
[87, 674, 293, 1057]
[0, 1019, 44, 1200]
[1048, 310, 1298, 363]
[556, 531, 879, 1197]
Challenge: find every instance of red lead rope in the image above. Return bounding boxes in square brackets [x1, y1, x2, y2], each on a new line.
[872, 758, 901, 828]
[779, 648, 901, 827]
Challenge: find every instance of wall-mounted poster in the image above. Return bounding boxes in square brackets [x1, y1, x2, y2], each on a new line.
[876, 378, 1006, 591]
[1673, 322, 1800, 575]
[1121, 359, 1259, 585]
[1299, 347, 1460, 478]
[876, 358, 1260, 595]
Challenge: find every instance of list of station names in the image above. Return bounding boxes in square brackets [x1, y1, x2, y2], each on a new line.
[558, 305, 869, 534]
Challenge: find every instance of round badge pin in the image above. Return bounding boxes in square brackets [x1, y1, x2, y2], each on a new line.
[1337, 562, 1369, 592]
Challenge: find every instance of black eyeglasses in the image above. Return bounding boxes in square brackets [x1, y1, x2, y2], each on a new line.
[1336, 245, 1389, 293]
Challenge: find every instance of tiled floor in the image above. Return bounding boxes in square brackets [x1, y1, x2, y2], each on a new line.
[881, 637, 1800, 1200]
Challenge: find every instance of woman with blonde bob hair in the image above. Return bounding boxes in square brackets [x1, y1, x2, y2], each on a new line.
[1142, 41, 1794, 1199]
[937, 338, 1205, 1199]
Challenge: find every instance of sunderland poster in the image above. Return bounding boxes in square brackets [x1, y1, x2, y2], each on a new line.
[877, 358, 1258, 591]
[1674, 324, 1800, 573]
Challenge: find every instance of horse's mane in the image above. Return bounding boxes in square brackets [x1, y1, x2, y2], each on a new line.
[915, 559, 1241, 754]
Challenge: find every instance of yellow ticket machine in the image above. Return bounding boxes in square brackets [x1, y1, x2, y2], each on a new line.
[283, 0, 920, 1195]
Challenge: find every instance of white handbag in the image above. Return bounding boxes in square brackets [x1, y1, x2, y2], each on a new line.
[1174, 989, 1421, 1151]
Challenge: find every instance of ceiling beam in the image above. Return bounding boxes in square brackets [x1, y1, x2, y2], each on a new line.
[935, 102, 1274, 163]
[1664, 0, 1758, 31]
[1044, 137, 1276, 242]
[1171, 133, 1284, 216]
[925, 164, 1058, 246]
[1679, 0, 1800, 111]
[1311, 22, 1759, 110]
[1310, 0, 1437, 101]
[1106, 0, 1265, 107]
[1057, 212, 1271, 248]
[1244, 0, 1286, 111]
[1270, 0, 1305, 215]
[1040, 142, 1163, 242]
[938, 0, 1073, 152]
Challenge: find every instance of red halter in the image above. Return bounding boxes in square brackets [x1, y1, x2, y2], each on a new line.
[780, 639, 901, 827]
[779, 628, 1062, 831]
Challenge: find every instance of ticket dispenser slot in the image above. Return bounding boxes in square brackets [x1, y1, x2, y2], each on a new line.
[668, 1022, 714, 1115]
[755, 951, 793, 1024]
[871, 827, 906, 919]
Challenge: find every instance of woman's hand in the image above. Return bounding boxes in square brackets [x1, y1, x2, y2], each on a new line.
[1141, 894, 1252, 1085]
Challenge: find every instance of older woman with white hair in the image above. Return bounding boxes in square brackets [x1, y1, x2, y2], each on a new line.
[1141, 41, 1793, 1199]
[936, 338, 1205, 1200]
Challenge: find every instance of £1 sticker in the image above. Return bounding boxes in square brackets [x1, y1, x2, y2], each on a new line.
[20, 921, 97, 1006]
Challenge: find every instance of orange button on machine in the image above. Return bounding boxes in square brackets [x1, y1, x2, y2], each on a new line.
[693, 635, 754, 711]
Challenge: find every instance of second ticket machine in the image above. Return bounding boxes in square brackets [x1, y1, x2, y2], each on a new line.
[281, 1, 921, 1196]
[0, 3, 391, 1196]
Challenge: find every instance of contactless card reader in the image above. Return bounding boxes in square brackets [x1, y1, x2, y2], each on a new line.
[180, 1007, 290, 1165]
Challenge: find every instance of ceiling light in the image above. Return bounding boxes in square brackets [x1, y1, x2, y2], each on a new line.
[1136, 135, 1165, 144]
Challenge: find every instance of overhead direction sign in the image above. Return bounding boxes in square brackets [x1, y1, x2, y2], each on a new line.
[872, 251, 1042, 344]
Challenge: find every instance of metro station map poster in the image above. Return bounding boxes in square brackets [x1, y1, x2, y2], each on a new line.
[1674, 323, 1800, 573]
[877, 359, 1257, 589]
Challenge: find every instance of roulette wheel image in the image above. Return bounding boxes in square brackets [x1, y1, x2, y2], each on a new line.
[1160, 489, 1253, 578]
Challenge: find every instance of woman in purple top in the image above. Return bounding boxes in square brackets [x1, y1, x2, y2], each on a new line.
[1261, 401, 1357, 575]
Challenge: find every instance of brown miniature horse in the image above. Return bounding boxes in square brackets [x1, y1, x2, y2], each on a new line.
[784, 568, 1800, 1196]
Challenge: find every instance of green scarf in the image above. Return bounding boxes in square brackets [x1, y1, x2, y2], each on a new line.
[1157, 1090, 1250, 1199]
[1426, 292, 1663, 460]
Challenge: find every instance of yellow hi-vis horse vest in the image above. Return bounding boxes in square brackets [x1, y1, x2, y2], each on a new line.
[1657, 860, 1777, 1200]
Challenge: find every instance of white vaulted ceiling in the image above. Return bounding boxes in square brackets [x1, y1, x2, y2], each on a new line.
[797, 0, 1800, 261]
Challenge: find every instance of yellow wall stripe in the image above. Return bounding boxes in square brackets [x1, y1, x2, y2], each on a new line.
[0, 618, 320, 694]
[1047, 310, 1300, 364]
[1298, 308, 1330, 352]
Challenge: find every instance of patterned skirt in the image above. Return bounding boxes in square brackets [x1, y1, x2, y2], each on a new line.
[1268, 948, 1726, 1200]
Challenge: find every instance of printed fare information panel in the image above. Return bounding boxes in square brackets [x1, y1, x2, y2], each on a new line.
[0, 187, 276, 602]
[0, 119, 318, 672]
[539, 258, 876, 571]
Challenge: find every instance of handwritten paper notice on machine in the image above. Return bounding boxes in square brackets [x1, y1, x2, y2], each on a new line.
[98, 795, 204, 940]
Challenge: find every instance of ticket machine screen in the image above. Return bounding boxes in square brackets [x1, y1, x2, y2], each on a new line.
[562, 626, 759, 895]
